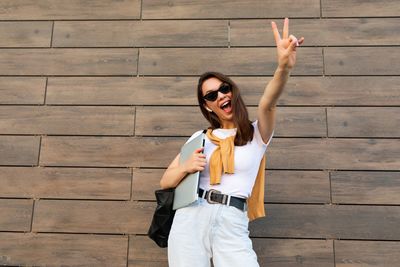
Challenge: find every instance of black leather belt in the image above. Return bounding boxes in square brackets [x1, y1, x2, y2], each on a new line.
[198, 188, 247, 212]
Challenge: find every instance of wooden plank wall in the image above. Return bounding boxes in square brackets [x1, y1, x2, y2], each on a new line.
[0, 0, 399, 266]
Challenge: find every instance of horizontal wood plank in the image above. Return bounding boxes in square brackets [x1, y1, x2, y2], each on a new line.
[46, 76, 400, 106]
[250, 204, 400, 240]
[0, 77, 45, 104]
[268, 138, 400, 170]
[132, 169, 165, 201]
[0, 0, 140, 20]
[0, 136, 40, 166]
[322, 0, 400, 17]
[135, 106, 326, 137]
[325, 47, 400, 75]
[331, 171, 400, 205]
[0, 167, 131, 199]
[129, 235, 168, 266]
[134, 170, 396, 205]
[142, 0, 320, 19]
[0, 22, 52, 47]
[127, 261, 168, 267]
[231, 18, 400, 46]
[327, 107, 400, 137]
[0, 106, 135, 135]
[40, 136, 183, 167]
[0, 233, 127, 267]
[135, 106, 209, 136]
[335, 240, 400, 267]
[133, 169, 330, 203]
[266, 170, 330, 203]
[0, 49, 137, 75]
[139, 48, 322, 75]
[46, 77, 198, 105]
[40, 136, 400, 169]
[31, 202, 400, 239]
[33, 200, 154, 234]
[53, 20, 228, 47]
[253, 238, 334, 267]
[0, 199, 32, 231]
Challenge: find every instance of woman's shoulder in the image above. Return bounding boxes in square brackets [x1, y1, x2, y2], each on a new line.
[251, 119, 274, 148]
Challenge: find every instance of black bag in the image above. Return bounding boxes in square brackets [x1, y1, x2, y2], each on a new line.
[147, 187, 176, 248]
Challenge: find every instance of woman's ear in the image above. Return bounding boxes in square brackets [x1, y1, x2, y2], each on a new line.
[203, 104, 212, 112]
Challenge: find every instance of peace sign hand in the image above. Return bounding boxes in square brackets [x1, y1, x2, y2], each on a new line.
[271, 18, 304, 71]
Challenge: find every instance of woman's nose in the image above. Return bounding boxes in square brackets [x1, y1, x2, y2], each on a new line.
[217, 90, 227, 100]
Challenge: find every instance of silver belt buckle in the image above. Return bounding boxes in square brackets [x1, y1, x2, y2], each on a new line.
[206, 189, 221, 204]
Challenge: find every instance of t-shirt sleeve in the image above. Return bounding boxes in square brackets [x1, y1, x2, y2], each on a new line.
[185, 130, 204, 145]
[252, 120, 274, 148]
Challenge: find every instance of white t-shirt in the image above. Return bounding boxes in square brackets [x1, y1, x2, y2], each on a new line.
[184, 120, 274, 198]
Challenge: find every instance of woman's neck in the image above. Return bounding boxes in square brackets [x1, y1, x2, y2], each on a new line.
[220, 121, 236, 129]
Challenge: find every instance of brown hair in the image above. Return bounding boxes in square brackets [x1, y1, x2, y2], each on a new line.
[197, 71, 254, 146]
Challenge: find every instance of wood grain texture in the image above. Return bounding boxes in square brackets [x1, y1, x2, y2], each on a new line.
[46, 77, 198, 105]
[0, 233, 128, 267]
[97, 169, 400, 206]
[129, 235, 168, 266]
[331, 171, 400, 205]
[335, 240, 400, 267]
[135, 106, 209, 136]
[231, 18, 400, 46]
[40, 136, 183, 167]
[253, 239, 334, 267]
[143, 0, 320, 19]
[139, 48, 322, 75]
[0, 0, 399, 264]
[325, 47, 400, 75]
[0, 49, 138, 75]
[0, 167, 131, 199]
[0, 136, 40, 166]
[0, 77, 45, 104]
[33, 200, 155, 234]
[0, 0, 140, 20]
[322, 0, 400, 17]
[0, 106, 135, 135]
[268, 138, 400, 170]
[135, 106, 326, 137]
[0, 199, 32, 231]
[132, 169, 165, 201]
[46, 76, 400, 106]
[40, 136, 400, 169]
[327, 107, 400, 137]
[53, 20, 228, 47]
[0, 22, 52, 47]
[266, 170, 330, 203]
[250, 204, 400, 240]
[133, 169, 330, 203]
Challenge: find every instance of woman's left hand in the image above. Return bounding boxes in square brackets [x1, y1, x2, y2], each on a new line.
[271, 18, 304, 71]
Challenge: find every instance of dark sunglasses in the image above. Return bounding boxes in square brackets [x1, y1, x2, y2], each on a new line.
[203, 83, 232, 102]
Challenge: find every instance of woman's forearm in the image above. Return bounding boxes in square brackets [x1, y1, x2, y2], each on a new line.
[260, 67, 291, 110]
[160, 165, 188, 189]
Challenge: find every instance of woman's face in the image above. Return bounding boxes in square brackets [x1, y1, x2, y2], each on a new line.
[201, 77, 234, 123]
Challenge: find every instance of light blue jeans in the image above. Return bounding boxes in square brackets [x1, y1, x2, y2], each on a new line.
[168, 197, 259, 267]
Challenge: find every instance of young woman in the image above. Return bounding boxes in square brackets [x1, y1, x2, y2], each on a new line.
[160, 18, 304, 267]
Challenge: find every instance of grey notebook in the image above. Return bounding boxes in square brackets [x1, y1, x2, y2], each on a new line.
[172, 131, 206, 210]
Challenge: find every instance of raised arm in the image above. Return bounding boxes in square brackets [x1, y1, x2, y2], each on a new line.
[257, 18, 304, 143]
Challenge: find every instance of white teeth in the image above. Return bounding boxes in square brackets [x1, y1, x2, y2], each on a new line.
[220, 101, 230, 108]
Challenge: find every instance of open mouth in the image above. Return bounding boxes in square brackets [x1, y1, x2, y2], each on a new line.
[220, 100, 232, 114]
